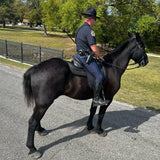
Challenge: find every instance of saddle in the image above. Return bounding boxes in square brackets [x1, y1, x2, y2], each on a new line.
[67, 56, 106, 89]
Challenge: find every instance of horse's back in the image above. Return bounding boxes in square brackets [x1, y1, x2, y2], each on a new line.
[28, 58, 68, 74]
[35, 58, 69, 72]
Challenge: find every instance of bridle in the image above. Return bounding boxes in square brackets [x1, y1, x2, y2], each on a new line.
[102, 39, 146, 70]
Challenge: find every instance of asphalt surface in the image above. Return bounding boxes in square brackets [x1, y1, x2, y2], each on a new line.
[0, 64, 160, 160]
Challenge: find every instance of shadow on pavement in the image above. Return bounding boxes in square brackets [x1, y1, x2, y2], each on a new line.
[38, 107, 158, 156]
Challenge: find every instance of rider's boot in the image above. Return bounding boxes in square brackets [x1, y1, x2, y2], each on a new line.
[93, 81, 108, 106]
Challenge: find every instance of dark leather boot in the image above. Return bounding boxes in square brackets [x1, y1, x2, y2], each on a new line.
[93, 81, 108, 106]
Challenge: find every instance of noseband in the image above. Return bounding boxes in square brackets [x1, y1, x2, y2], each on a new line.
[131, 40, 147, 67]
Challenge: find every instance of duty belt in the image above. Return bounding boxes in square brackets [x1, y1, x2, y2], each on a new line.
[78, 50, 90, 56]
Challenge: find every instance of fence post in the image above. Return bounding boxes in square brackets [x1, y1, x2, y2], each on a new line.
[5, 40, 8, 58]
[21, 42, 23, 63]
[61, 50, 64, 59]
[39, 46, 41, 63]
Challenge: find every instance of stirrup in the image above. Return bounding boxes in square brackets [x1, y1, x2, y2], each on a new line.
[93, 98, 109, 106]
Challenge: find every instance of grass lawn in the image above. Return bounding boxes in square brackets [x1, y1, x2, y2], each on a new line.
[1, 56, 159, 111]
[114, 56, 160, 111]
[0, 27, 159, 111]
[0, 26, 76, 59]
[0, 57, 31, 71]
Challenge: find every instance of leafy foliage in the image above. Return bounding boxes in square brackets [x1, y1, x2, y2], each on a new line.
[25, 0, 42, 26]
[0, 0, 160, 50]
[0, 0, 14, 27]
[41, 0, 61, 30]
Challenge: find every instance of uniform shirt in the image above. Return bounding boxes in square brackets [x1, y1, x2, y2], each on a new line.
[76, 22, 96, 52]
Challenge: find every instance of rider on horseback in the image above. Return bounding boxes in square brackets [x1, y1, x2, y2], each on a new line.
[75, 7, 108, 106]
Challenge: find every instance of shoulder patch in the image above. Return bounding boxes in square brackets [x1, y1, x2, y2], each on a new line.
[91, 30, 95, 37]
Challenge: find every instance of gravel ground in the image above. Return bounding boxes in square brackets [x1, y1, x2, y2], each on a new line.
[0, 64, 160, 160]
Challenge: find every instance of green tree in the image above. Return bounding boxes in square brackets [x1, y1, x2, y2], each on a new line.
[0, 0, 14, 28]
[59, 0, 84, 34]
[41, 0, 107, 35]
[41, 0, 61, 31]
[152, 1, 160, 48]
[25, 0, 42, 27]
[38, 0, 160, 49]
[103, 0, 157, 46]
[137, 15, 156, 33]
[156, 1, 160, 24]
[59, 0, 107, 34]
[12, 0, 25, 24]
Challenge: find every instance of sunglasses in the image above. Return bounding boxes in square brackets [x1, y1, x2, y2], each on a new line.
[92, 17, 96, 21]
[89, 17, 96, 21]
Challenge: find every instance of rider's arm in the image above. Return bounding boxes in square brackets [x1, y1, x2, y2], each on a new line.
[90, 44, 104, 61]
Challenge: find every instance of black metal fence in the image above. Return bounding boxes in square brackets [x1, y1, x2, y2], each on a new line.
[0, 39, 63, 65]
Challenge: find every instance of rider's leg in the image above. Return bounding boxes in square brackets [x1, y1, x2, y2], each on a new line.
[93, 81, 106, 105]
[75, 54, 108, 105]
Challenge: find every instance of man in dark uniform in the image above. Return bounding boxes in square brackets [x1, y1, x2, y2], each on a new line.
[75, 7, 108, 106]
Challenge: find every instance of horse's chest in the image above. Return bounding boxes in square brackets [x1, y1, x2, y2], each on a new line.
[105, 76, 120, 97]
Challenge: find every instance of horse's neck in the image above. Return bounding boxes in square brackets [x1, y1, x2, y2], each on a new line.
[112, 46, 132, 75]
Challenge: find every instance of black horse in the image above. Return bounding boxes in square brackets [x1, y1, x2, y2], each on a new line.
[23, 33, 148, 159]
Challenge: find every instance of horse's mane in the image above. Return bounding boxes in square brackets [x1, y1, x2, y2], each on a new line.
[103, 40, 130, 65]
[103, 40, 129, 60]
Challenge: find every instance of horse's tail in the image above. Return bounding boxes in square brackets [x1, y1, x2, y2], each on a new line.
[23, 67, 34, 107]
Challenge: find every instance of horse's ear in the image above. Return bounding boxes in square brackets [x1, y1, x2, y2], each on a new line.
[128, 32, 133, 38]
[136, 33, 141, 41]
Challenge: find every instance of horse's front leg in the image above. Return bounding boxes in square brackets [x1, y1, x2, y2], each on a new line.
[87, 101, 97, 131]
[96, 100, 112, 135]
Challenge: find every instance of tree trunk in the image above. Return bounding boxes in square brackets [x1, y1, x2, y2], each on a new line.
[3, 20, 6, 28]
[43, 23, 47, 36]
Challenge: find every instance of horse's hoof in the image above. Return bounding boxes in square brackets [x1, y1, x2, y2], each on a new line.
[38, 129, 48, 136]
[98, 131, 107, 137]
[28, 151, 42, 159]
[95, 129, 107, 137]
[88, 129, 96, 134]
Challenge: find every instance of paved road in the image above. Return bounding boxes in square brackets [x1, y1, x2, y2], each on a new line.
[0, 64, 160, 160]
[147, 53, 160, 58]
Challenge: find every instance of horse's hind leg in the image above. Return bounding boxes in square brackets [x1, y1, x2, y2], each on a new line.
[36, 121, 48, 136]
[26, 104, 51, 159]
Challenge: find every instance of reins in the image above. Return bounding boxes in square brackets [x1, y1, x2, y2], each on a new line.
[127, 62, 141, 70]
[102, 61, 141, 70]
[126, 64, 141, 70]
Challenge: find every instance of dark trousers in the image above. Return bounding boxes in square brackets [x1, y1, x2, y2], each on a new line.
[75, 53, 103, 83]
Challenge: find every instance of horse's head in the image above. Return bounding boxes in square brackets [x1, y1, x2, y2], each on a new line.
[129, 33, 148, 67]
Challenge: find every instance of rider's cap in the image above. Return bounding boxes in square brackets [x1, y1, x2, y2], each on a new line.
[81, 7, 99, 18]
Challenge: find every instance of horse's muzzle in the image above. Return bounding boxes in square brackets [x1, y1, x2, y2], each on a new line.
[139, 54, 149, 67]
